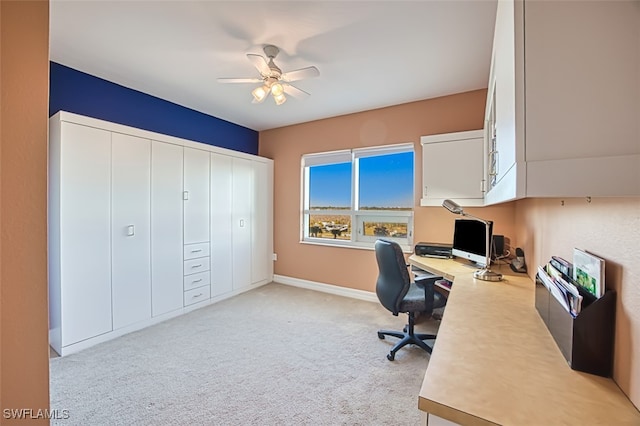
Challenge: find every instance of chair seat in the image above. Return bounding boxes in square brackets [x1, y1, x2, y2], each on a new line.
[398, 282, 446, 314]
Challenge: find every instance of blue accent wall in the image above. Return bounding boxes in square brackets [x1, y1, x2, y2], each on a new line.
[49, 62, 258, 155]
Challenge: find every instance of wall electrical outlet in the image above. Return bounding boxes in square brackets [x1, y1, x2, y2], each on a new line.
[272, 253, 277, 261]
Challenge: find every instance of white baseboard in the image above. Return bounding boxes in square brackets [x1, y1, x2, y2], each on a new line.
[273, 274, 378, 303]
[51, 280, 272, 357]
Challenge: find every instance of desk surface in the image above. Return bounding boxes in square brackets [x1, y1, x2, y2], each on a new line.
[409, 255, 640, 425]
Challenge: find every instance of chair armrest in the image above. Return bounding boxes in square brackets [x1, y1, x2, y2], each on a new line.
[415, 274, 444, 315]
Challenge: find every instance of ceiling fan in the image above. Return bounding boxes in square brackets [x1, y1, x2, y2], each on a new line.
[217, 44, 320, 106]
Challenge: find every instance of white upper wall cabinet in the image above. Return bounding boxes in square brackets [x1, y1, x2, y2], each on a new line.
[484, 0, 640, 205]
[420, 130, 485, 207]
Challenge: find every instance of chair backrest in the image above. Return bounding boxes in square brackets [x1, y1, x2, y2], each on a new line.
[374, 239, 411, 315]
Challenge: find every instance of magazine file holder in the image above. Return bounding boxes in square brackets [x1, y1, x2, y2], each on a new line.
[535, 277, 615, 377]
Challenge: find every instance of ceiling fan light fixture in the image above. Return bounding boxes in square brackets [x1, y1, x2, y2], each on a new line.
[271, 82, 284, 97]
[273, 93, 287, 105]
[251, 85, 269, 103]
[220, 44, 319, 106]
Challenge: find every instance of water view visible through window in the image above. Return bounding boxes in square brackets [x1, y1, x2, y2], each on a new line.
[307, 151, 413, 241]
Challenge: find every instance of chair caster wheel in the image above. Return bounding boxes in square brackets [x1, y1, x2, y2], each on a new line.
[377, 332, 385, 339]
[387, 353, 395, 361]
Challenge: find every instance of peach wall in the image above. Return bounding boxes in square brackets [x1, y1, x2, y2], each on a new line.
[515, 197, 640, 409]
[260, 90, 516, 292]
[0, 0, 50, 421]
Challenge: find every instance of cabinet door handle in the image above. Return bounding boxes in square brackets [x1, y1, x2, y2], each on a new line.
[489, 150, 499, 177]
[183, 191, 189, 200]
[127, 225, 135, 236]
[494, 151, 499, 176]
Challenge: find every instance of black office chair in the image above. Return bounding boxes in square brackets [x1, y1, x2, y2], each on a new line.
[375, 239, 447, 361]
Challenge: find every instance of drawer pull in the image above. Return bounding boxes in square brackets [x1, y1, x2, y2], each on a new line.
[191, 264, 202, 268]
[193, 293, 203, 298]
[191, 249, 202, 253]
[192, 278, 202, 283]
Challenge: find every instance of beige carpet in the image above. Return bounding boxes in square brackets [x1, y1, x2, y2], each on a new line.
[50, 283, 441, 425]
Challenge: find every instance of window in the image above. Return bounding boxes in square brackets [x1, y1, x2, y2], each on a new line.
[302, 144, 414, 250]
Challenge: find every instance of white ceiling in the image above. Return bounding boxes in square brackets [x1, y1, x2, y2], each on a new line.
[50, 1, 497, 132]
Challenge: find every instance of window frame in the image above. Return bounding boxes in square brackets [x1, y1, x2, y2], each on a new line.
[301, 143, 414, 251]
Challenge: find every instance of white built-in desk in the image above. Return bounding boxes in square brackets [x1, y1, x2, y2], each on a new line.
[408, 255, 640, 425]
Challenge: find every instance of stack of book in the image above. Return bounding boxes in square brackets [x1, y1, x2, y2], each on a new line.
[536, 253, 600, 318]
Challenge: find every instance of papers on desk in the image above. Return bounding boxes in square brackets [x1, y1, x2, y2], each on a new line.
[537, 264, 583, 317]
[435, 279, 452, 291]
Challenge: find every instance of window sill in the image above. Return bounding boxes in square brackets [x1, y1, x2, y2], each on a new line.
[299, 239, 413, 253]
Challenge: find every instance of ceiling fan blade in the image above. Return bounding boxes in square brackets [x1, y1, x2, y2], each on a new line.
[247, 53, 270, 76]
[283, 83, 310, 99]
[217, 77, 263, 84]
[281, 66, 320, 82]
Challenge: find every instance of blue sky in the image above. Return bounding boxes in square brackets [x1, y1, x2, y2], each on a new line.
[309, 152, 414, 208]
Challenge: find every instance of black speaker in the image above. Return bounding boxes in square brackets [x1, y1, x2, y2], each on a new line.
[492, 235, 505, 259]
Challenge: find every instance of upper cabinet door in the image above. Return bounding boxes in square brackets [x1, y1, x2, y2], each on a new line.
[420, 130, 485, 207]
[111, 133, 152, 330]
[58, 122, 113, 346]
[184, 147, 210, 244]
[523, 0, 640, 197]
[151, 141, 184, 316]
[485, 0, 639, 202]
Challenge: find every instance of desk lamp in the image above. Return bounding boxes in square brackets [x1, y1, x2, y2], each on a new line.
[442, 199, 503, 282]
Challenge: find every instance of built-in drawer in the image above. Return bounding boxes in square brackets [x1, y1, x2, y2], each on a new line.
[183, 242, 210, 260]
[184, 285, 210, 306]
[184, 271, 211, 291]
[184, 257, 210, 275]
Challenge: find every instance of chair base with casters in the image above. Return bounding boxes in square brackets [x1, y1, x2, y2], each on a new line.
[377, 310, 437, 361]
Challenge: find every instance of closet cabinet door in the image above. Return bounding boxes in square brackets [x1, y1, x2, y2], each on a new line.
[151, 142, 184, 316]
[111, 133, 152, 329]
[232, 158, 253, 290]
[59, 122, 113, 346]
[183, 148, 210, 244]
[251, 160, 273, 284]
[210, 153, 233, 297]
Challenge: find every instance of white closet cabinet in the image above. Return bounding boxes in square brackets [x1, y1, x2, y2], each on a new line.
[183, 147, 210, 245]
[49, 111, 273, 356]
[111, 133, 152, 329]
[252, 160, 273, 284]
[232, 157, 253, 291]
[210, 153, 233, 297]
[151, 141, 184, 316]
[49, 121, 113, 352]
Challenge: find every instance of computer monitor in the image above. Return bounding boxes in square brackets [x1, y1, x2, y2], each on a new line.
[451, 218, 493, 267]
